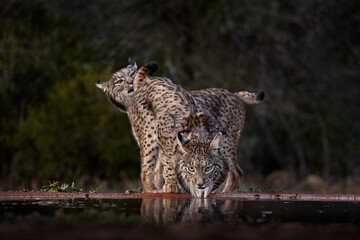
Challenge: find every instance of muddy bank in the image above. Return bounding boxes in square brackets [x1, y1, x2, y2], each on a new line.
[1, 191, 360, 202]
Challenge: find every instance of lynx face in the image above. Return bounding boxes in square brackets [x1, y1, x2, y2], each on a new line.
[95, 59, 137, 112]
[175, 132, 228, 198]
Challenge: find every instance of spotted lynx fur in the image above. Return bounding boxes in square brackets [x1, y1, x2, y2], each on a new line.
[131, 62, 228, 197]
[96, 59, 264, 196]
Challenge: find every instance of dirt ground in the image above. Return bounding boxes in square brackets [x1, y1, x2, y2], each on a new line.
[1, 191, 360, 202]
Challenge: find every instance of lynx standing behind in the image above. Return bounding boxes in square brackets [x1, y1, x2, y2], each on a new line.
[129, 62, 227, 197]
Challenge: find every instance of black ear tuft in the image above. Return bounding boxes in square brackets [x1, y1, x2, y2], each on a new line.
[128, 57, 136, 66]
[178, 131, 190, 146]
[145, 61, 158, 75]
[256, 90, 265, 101]
[220, 130, 227, 136]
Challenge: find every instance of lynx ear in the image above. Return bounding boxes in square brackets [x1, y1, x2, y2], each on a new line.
[127, 57, 137, 68]
[127, 57, 138, 77]
[177, 131, 190, 153]
[95, 79, 107, 91]
[209, 132, 223, 152]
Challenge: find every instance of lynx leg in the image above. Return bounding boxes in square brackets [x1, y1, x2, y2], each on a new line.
[140, 135, 160, 192]
[222, 165, 243, 192]
[159, 152, 180, 193]
[154, 155, 164, 189]
[140, 159, 157, 193]
[222, 142, 243, 192]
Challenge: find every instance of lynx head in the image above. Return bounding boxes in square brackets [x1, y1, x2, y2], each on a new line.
[175, 131, 228, 198]
[95, 58, 137, 112]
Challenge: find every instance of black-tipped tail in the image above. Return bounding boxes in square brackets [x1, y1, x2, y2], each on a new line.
[235, 90, 265, 104]
[144, 61, 158, 76]
[256, 90, 265, 101]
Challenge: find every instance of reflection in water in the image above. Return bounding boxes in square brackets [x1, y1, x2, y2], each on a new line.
[141, 198, 360, 225]
[141, 198, 243, 224]
[1, 198, 360, 225]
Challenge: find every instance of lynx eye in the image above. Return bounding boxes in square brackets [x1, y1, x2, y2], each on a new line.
[204, 165, 214, 173]
[186, 166, 196, 173]
[115, 78, 124, 85]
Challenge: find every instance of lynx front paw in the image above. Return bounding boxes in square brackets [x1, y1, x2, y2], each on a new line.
[222, 170, 243, 192]
[163, 183, 180, 193]
[142, 184, 158, 193]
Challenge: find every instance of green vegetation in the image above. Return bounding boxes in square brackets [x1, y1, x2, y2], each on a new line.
[0, 0, 359, 191]
[41, 180, 102, 193]
[125, 187, 143, 194]
[90, 185, 102, 193]
[41, 181, 82, 193]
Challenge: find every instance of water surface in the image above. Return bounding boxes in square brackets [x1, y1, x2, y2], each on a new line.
[1, 198, 359, 225]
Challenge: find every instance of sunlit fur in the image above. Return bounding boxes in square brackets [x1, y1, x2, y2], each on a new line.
[176, 133, 228, 198]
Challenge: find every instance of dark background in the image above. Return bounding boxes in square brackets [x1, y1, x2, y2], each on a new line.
[0, 0, 359, 192]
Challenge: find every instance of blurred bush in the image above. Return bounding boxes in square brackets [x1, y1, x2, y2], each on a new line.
[0, 0, 359, 190]
[12, 70, 139, 187]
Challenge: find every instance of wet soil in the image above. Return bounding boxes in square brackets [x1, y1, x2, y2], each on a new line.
[1, 191, 360, 202]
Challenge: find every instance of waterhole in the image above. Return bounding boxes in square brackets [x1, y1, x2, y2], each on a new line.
[1, 198, 360, 225]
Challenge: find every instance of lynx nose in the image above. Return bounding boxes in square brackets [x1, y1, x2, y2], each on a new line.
[196, 183, 204, 189]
